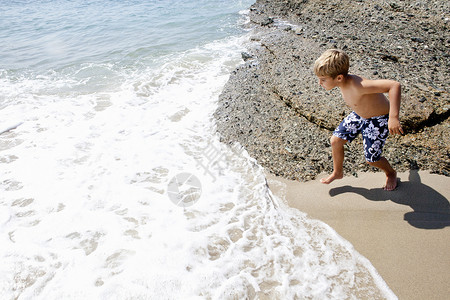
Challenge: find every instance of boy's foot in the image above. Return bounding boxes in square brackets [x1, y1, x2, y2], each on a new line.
[320, 172, 343, 184]
[383, 171, 398, 191]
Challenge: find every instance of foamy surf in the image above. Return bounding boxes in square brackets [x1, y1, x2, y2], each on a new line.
[0, 122, 23, 135]
[1, 1, 396, 298]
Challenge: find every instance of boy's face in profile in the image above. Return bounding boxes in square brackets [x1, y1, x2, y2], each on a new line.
[317, 75, 342, 91]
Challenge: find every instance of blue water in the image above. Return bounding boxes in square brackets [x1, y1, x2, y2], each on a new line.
[1, 0, 250, 71]
[0, 1, 396, 299]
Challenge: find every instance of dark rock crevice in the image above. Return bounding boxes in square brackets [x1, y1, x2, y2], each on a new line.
[272, 87, 337, 132]
[403, 109, 450, 133]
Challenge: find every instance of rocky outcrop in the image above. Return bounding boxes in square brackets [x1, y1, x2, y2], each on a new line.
[215, 0, 449, 180]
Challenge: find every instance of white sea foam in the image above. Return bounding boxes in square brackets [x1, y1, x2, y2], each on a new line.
[0, 32, 396, 300]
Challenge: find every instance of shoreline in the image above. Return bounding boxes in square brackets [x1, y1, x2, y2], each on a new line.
[266, 170, 450, 300]
[214, 0, 450, 297]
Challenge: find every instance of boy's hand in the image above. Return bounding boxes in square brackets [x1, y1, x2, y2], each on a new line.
[388, 117, 404, 135]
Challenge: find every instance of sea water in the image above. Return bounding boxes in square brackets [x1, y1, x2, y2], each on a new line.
[0, 1, 397, 299]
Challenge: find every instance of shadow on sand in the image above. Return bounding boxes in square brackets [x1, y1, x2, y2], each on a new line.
[329, 170, 450, 229]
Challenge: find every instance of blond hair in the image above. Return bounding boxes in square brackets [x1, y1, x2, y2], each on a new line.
[314, 49, 349, 78]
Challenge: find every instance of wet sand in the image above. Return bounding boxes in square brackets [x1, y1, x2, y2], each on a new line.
[267, 170, 450, 300]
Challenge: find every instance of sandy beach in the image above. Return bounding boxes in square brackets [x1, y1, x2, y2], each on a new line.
[267, 170, 450, 300]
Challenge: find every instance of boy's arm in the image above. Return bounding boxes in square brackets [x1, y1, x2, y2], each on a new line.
[386, 81, 403, 135]
[360, 79, 403, 135]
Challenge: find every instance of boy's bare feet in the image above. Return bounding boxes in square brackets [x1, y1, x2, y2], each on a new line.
[383, 171, 397, 191]
[320, 172, 343, 184]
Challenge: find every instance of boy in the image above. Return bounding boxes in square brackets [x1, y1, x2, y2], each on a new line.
[314, 49, 403, 190]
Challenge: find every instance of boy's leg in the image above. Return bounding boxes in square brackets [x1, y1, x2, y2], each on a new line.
[363, 115, 396, 190]
[367, 157, 397, 190]
[321, 135, 347, 184]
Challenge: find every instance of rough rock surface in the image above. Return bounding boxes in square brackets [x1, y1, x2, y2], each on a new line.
[214, 0, 449, 181]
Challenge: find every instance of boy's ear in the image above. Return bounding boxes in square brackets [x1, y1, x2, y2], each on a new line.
[336, 74, 344, 82]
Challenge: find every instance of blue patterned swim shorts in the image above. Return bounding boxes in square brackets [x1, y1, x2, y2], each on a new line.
[333, 112, 389, 162]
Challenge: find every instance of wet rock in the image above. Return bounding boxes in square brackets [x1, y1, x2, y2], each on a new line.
[380, 54, 399, 62]
[260, 17, 274, 26]
[411, 37, 425, 43]
[241, 52, 254, 61]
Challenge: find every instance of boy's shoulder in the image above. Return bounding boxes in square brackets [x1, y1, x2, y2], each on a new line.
[346, 74, 364, 83]
[342, 74, 379, 97]
[343, 73, 399, 97]
[342, 74, 364, 89]
[345, 74, 380, 89]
